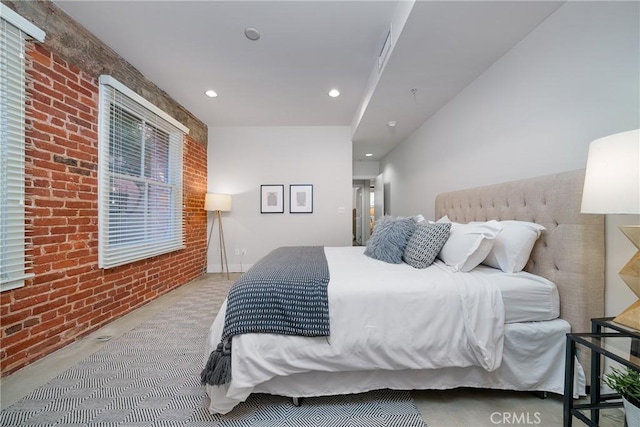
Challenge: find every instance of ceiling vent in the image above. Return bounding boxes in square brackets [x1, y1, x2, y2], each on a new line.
[378, 25, 392, 73]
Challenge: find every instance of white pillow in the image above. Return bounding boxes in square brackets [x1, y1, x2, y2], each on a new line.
[482, 220, 545, 273]
[438, 220, 502, 272]
[435, 215, 450, 224]
[413, 214, 426, 224]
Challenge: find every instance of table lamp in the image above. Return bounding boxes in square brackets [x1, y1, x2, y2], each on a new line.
[581, 129, 640, 330]
[205, 193, 232, 280]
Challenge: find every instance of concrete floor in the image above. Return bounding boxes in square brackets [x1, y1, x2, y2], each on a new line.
[1, 273, 626, 426]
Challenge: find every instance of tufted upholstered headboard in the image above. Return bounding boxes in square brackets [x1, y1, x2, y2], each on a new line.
[435, 169, 605, 377]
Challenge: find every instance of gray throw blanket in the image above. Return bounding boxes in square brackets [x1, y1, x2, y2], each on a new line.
[201, 246, 330, 386]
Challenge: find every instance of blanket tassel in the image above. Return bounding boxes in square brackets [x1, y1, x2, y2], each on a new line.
[200, 340, 232, 386]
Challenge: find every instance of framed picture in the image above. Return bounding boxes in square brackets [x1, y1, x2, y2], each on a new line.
[290, 184, 313, 213]
[260, 185, 284, 213]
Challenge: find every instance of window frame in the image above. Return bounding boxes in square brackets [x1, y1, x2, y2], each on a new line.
[97, 76, 188, 269]
[0, 5, 44, 292]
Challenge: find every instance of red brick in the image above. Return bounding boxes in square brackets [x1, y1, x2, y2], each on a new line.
[27, 110, 49, 122]
[51, 137, 79, 151]
[1, 310, 32, 329]
[11, 284, 50, 302]
[1, 329, 30, 350]
[32, 159, 66, 173]
[32, 63, 66, 86]
[31, 298, 67, 318]
[65, 289, 92, 304]
[52, 100, 78, 117]
[33, 81, 64, 102]
[66, 80, 93, 99]
[27, 335, 63, 358]
[31, 100, 66, 120]
[28, 149, 52, 162]
[65, 123, 79, 133]
[28, 88, 53, 106]
[33, 217, 66, 227]
[31, 235, 67, 247]
[89, 312, 111, 327]
[52, 64, 80, 84]
[67, 217, 92, 226]
[66, 305, 92, 321]
[3, 48, 206, 377]
[28, 69, 52, 87]
[29, 188, 51, 198]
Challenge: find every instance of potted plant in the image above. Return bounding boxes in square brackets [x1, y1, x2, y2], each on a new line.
[603, 366, 640, 426]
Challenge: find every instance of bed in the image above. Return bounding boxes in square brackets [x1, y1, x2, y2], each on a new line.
[203, 169, 605, 415]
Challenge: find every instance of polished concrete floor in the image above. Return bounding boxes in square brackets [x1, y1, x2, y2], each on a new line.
[1, 274, 626, 426]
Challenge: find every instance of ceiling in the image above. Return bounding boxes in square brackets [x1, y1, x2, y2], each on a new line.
[53, 0, 564, 161]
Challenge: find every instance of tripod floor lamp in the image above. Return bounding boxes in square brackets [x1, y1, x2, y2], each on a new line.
[205, 193, 232, 280]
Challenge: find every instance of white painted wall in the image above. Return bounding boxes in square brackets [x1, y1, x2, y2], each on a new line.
[207, 126, 352, 273]
[353, 160, 380, 179]
[381, 1, 639, 318]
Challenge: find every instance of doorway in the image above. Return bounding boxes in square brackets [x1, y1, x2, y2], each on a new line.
[352, 174, 384, 246]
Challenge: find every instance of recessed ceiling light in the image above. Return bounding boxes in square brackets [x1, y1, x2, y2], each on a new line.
[245, 27, 260, 41]
[365, 153, 373, 157]
[328, 89, 340, 98]
[387, 121, 397, 128]
[205, 90, 218, 98]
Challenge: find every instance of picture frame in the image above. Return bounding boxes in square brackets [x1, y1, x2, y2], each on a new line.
[289, 184, 313, 214]
[260, 185, 284, 213]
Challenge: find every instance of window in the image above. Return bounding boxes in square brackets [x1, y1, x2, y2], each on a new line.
[98, 76, 188, 268]
[0, 6, 44, 292]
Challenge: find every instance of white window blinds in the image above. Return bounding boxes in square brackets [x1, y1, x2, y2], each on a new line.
[98, 76, 188, 269]
[0, 6, 44, 292]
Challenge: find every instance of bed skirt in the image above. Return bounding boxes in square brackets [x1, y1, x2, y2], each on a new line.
[205, 318, 584, 414]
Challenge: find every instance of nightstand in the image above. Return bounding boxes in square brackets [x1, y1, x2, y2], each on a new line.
[564, 317, 640, 426]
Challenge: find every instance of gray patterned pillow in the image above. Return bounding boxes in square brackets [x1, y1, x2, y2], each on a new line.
[403, 222, 452, 269]
[364, 216, 417, 264]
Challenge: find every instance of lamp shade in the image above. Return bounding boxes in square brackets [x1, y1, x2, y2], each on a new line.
[204, 193, 232, 212]
[581, 129, 640, 214]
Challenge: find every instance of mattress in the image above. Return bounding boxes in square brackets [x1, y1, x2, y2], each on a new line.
[349, 246, 559, 324]
[469, 264, 560, 323]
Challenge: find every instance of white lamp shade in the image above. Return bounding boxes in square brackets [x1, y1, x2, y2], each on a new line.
[204, 193, 232, 212]
[581, 129, 640, 214]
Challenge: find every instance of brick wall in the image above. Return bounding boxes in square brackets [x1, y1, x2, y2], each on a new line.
[0, 38, 208, 376]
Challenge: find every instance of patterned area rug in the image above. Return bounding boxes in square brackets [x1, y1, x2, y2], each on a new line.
[1, 276, 427, 427]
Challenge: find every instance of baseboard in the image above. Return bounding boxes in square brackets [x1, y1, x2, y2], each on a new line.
[207, 263, 254, 274]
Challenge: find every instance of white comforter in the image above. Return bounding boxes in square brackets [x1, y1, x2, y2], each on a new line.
[205, 246, 505, 414]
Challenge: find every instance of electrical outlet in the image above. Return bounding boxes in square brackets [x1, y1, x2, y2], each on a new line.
[234, 249, 240, 256]
[241, 248, 247, 255]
